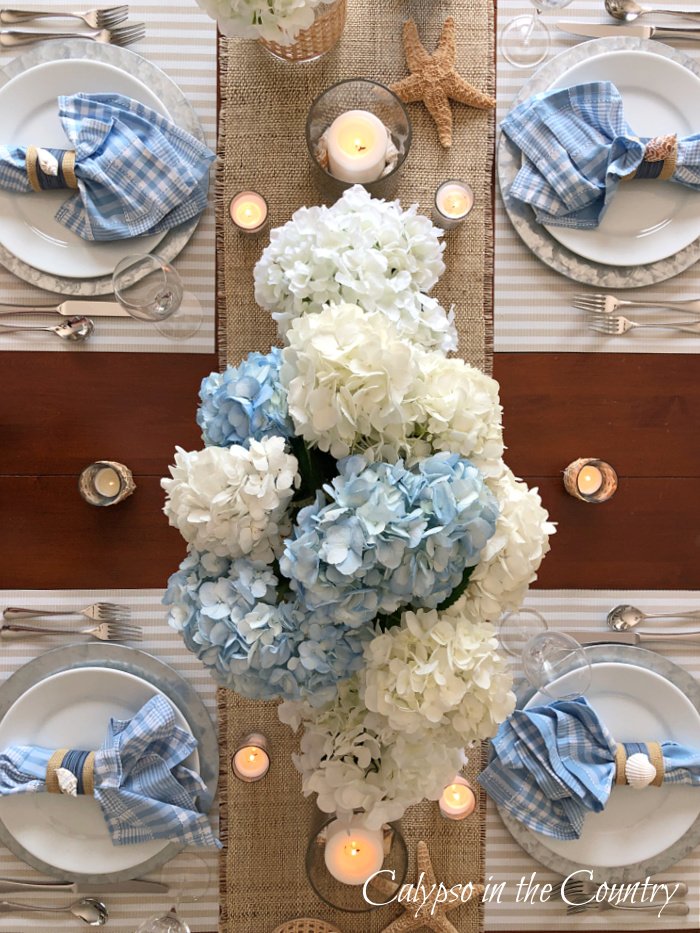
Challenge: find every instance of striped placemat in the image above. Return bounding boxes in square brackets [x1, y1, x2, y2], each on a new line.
[495, 1, 700, 354]
[485, 589, 700, 931]
[0, 589, 218, 933]
[0, 0, 216, 354]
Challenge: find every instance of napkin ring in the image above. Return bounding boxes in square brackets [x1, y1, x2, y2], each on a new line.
[25, 146, 78, 193]
[615, 742, 664, 788]
[46, 748, 95, 796]
[624, 134, 677, 182]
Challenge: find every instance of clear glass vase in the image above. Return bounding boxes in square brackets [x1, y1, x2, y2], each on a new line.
[258, 0, 346, 63]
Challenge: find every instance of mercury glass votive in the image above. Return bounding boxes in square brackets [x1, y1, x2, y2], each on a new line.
[306, 79, 412, 201]
[78, 460, 136, 507]
[229, 191, 269, 235]
[432, 179, 475, 230]
[231, 732, 270, 782]
[563, 458, 618, 503]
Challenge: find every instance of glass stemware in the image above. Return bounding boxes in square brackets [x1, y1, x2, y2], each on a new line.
[135, 851, 212, 933]
[498, 608, 592, 700]
[500, 0, 573, 70]
[112, 254, 202, 340]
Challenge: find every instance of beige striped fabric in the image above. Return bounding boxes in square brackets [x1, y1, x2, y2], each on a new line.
[0, 589, 218, 933]
[495, 0, 700, 354]
[485, 589, 700, 931]
[0, 1, 216, 354]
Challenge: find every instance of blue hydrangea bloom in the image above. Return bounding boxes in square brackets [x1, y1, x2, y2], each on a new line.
[164, 549, 370, 706]
[279, 452, 499, 627]
[196, 348, 294, 448]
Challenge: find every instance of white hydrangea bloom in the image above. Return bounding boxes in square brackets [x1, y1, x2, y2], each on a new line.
[195, 0, 333, 43]
[161, 438, 298, 561]
[254, 185, 455, 352]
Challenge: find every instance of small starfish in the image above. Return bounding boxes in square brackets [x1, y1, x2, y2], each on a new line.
[373, 841, 484, 933]
[390, 18, 495, 148]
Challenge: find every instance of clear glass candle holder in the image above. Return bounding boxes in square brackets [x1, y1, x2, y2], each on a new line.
[305, 809, 408, 912]
[306, 79, 412, 201]
[231, 732, 270, 783]
[78, 460, 135, 507]
[563, 458, 618, 503]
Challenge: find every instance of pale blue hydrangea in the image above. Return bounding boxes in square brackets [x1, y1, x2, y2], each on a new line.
[280, 452, 499, 627]
[196, 348, 294, 448]
[164, 550, 369, 706]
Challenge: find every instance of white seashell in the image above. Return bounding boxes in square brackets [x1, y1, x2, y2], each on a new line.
[625, 752, 657, 789]
[37, 148, 59, 178]
[56, 767, 78, 797]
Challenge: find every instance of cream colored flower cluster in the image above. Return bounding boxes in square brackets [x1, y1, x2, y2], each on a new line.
[197, 0, 334, 44]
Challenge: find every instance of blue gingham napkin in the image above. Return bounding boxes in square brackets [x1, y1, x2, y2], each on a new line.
[501, 81, 700, 229]
[0, 93, 215, 241]
[0, 694, 219, 847]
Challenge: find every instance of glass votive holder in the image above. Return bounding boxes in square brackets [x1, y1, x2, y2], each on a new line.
[433, 179, 475, 230]
[305, 809, 408, 912]
[563, 458, 618, 503]
[306, 79, 412, 201]
[231, 732, 270, 782]
[439, 774, 477, 821]
[229, 191, 269, 235]
[78, 460, 135, 507]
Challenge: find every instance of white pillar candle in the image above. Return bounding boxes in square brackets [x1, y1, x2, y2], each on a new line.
[433, 180, 474, 229]
[94, 467, 121, 499]
[439, 775, 476, 820]
[577, 465, 603, 497]
[326, 110, 388, 184]
[229, 191, 269, 233]
[232, 734, 270, 782]
[323, 818, 385, 885]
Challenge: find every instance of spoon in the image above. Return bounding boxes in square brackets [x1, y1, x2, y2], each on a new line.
[0, 315, 94, 341]
[607, 603, 700, 631]
[605, 0, 700, 23]
[0, 896, 108, 925]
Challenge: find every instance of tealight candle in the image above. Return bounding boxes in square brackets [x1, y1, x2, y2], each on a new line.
[323, 817, 385, 886]
[326, 109, 389, 184]
[439, 775, 477, 821]
[433, 180, 474, 230]
[229, 191, 269, 234]
[563, 458, 618, 503]
[78, 460, 135, 507]
[577, 465, 603, 497]
[94, 467, 121, 499]
[232, 732, 270, 782]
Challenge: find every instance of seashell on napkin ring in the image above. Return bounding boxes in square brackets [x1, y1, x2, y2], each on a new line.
[614, 742, 664, 788]
[623, 134, 678, 183]
[46, 748, 95, 796]
[25, 146, 78, 193]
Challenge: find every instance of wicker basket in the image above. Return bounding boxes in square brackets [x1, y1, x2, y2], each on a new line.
[272, 921, 343, 933]
[258, 0, 346, 62]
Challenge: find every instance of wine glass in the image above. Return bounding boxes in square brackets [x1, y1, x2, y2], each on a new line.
[112, 254, 202, 340]
[500, 0, 573, 70]
[498, 608, 592, 700]
[135, 851, 212, 933]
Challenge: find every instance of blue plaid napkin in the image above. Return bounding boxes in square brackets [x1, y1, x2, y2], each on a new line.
[501, 81, 700, 229]
[0, 93, 215, 241]
[0, 694, 219, 847]
[479, 697, 700, 840]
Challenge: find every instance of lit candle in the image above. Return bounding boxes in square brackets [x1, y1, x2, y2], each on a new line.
[326, 110, 389, 184]
[433, 180, 474, 230]
[439, 775, 476, 821]
[93, 467, 121, 499]
[577, 465, 603, 497]
[229, 191, 269, 234]
[323, 817, 385, 886]
[232, 732, 270, 782]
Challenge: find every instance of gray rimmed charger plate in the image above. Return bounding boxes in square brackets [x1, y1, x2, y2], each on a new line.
[497, 37, 700, 288]
[0, 642, 217, 882]
[0, 39, 207, 296]
[497, 644, 700, 882]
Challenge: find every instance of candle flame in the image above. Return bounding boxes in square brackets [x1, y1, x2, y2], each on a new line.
[353, 137, 367, 153]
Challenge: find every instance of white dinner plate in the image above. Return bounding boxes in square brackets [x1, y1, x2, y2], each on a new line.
[542, 50, 700, 267]
[0, 666, 196, 876]
[0, 58, 169, 278]
[524, 662, 700, 867]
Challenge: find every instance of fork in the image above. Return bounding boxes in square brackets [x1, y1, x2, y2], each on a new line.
[0, 621, 142, 642]
[560, 878, 689, 903]
[0, 21, 143, 45]
[575, 293, 700, 317]
[567, 901, 688, 916]
[0, 4, 128, 28]
[3, 602, 130, 622]
[588, 314, 700, 336]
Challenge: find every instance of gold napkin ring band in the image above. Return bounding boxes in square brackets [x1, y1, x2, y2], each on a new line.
[614, 742, 665, 787]
[46, 748, 96, 796]
[25, 146, 78, 193]
[623, 134, 678, 183]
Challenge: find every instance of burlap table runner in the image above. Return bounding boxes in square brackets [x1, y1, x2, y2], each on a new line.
[218, 1, 494, 928]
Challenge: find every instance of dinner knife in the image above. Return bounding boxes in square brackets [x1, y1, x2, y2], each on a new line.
[556, 22, 700, 41]
[0, 878, 168, 894]
[577, 631, 700, 646]
[0, 300, 129, 318]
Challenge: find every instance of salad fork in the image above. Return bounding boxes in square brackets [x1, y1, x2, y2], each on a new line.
[575, 293, 700, 317]
[0, 4, 128, 28]
[588, 314, 700, 336]
[566, 900, 688, 916]
[0, 21, 144, 45]
[0, 621, 142, 642]
[3, 602, 131, 622]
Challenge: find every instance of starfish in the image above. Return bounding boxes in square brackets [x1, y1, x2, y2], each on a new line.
[373, 840, 485, 933]
[390, 18, 495, 149]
